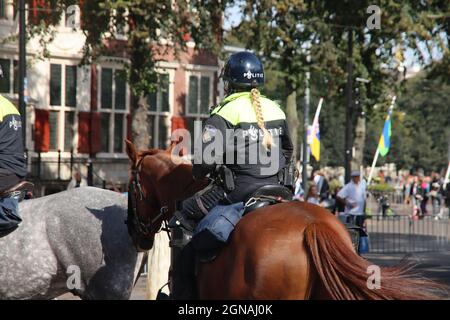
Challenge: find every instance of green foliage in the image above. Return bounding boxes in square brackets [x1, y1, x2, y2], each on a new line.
[230, 0, 449, 171]
[363, 70, 450, 174]
[20, 0, 450, 165]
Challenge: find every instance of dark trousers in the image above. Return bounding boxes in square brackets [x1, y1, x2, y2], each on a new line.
[170, 240, 197, 300]
[351, 215, 366, 228]
[342, 214, 366, 228]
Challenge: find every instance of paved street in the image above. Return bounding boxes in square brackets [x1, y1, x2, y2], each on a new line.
[130, 277, 147, 300]
[58, 250, 450, 300]
[363, 251, 450, 298]
[56, 277, 147, 300]
[129, 252, 450, 300]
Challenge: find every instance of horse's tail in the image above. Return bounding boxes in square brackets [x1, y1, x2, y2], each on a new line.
[304, 222, 446, 300]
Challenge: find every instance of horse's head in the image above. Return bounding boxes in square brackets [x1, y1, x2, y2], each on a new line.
[125, 139, 206, 251]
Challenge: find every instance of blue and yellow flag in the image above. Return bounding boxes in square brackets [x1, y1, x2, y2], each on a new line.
[378, 110, 392, 157]
[310, 128, 320, 161]
[308, 98, 324, 161]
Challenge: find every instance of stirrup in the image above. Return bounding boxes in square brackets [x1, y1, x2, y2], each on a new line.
[0, 181, 34, 200]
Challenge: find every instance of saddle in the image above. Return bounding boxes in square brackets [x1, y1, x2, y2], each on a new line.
[244, 184, 293, 214]
[192, 185, 293, 263]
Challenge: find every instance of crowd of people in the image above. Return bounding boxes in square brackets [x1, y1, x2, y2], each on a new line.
[397, 172, 450, 219]
[293, 167, 450, 221]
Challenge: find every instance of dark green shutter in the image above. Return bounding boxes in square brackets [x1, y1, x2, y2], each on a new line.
[147, 90, 157, 112]
[64, 111, 75, 151]
[0, 59, 10, 93]
[188, 76, 198, 114]
[115, 70, 126, 110]
[114, 114, 124, 152]
[13, 60, 18, 94]
[160, 74, 170, 112]
[50, 64, 62, 106]
[101, 113, 110, 152]
[101, 68, 113, 109]
[49, 110, 59, 150]
[65, 65, 77, 107]
[200, 76, 210, 114]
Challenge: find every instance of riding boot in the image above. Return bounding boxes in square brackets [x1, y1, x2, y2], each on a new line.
[180, 242, 197, 299]
[0, 181, 34, 201]
[169, 225, 197, 299]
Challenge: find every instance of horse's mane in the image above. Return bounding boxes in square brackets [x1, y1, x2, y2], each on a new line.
[137, 147, 192, 173]
[136, 146, 205, 201]
[138, 149, 162, 158]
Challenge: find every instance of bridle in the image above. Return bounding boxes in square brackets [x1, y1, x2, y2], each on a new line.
[127, 155, 171, 242]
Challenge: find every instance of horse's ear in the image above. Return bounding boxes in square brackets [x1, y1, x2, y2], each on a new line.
[167, 136, 183, 155]
[125, 139, 138, 164]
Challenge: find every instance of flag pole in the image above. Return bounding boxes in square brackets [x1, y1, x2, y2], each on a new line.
[367, 147, 380, 186]
[367, 95, 396, 186]
[444, 161, 450, 190]
[313, 97, 324, 125]
[308, 98, 324, 146]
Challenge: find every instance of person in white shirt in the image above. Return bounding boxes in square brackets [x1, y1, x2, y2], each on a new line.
[337, 170, 367, 227]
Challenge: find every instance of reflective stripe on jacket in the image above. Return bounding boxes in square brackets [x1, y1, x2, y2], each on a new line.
[0, 95, 26, 179]
[193, 91, 294, 180]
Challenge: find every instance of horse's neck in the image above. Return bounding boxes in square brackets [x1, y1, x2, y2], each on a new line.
[169, 163, 204, 200]
[154, 154, 205, 203]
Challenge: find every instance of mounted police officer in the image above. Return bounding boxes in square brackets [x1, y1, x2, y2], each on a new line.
[168, 51, 294, 299]
[0, 64, 33, 237]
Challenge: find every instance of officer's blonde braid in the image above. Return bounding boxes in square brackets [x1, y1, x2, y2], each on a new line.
[251, 88, 273, 150]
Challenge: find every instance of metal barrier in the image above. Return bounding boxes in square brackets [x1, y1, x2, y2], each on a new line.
[27, 149, 107, 187]
[366, 215, 450, 253]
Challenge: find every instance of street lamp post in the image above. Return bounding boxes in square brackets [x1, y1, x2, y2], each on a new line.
[19, 0, 26, 146]
[302, 67, 310, 192]
[344, 29, 353, 183]
[302, 46, 311, 192]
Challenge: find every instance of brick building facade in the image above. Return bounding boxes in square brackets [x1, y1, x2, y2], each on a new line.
[0, 1, 222, 195]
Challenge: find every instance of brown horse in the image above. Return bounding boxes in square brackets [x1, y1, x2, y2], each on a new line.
[125, 139, 444, 300]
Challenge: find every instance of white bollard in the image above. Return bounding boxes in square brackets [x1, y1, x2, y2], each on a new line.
[146, 231, 171, 299]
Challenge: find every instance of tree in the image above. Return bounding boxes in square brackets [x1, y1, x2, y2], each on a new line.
[363, 68, 450, 174]
[231, 0, 449, 173]
[24, 0, 233, 149]
[232, 1, 315, 162]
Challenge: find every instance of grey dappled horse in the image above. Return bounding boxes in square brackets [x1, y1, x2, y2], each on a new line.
[0, 187, 145, 300]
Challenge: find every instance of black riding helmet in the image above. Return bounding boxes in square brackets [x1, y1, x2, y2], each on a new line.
[221, 51, 264, 90]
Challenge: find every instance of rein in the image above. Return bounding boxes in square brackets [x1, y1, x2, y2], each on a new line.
[127, 155, 171, 242]
[126, 152, 203, 249]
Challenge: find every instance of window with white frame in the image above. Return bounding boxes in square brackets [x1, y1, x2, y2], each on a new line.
[99, 67, 128, 154]
[49, 63, 77, 152]
[186, 73, 213, 135]
[0, 58, 18, 94]
[147, 73, 170, 149]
